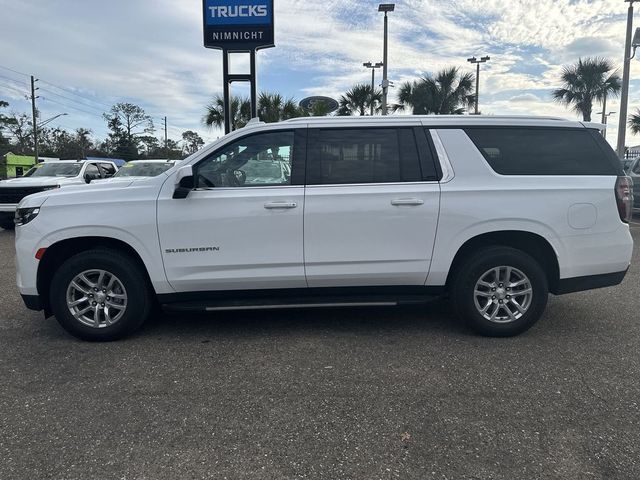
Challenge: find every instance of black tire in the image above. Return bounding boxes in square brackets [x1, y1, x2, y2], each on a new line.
[450, 246, 549, 337]
[49, 249, 152, 341]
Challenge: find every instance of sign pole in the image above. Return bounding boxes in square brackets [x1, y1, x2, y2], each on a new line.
[250, 50, 258, 119]
[222, 50, 232, 134]
[202, 0, 275, 135]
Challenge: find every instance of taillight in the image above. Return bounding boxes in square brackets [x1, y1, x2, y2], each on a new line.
[615, 176, 634, 223]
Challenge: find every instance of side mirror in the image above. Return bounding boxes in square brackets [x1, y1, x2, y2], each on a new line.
[173, 165, 194, 199]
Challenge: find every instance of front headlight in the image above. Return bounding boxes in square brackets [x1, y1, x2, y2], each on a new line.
[41, 185, 60, 191]
[15, 207, 40, 226]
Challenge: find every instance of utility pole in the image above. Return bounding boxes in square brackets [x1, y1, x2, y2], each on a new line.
[363, 62, 383, 115]
[378, 4, 395, 116]
[164, 116, 168, 159]
[467, 56, 491, 115]
[617, 0, 635, 158]
[30, 75, 39, 163]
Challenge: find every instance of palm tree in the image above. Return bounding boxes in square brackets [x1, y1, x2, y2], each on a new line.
[394, 67, 475, 115]
[337, 84, 382, 116]
[203, 94, 251, 130]
[628, 109, 640, 134]
[552, 57, 621, 122]
[257, 92, 301, 122]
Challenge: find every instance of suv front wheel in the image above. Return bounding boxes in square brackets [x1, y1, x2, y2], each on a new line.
[50, 249, 152, 341]
[450, 246, 549, 337]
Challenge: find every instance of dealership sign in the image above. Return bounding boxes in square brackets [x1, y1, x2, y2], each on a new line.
[203, 0, 275, 51]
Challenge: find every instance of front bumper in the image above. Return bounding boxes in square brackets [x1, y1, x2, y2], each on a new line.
[0, 204, 18, 213]
[21, 294, 43, 311]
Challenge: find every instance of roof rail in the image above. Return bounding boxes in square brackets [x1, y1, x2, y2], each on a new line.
[283, 115, 569, 123]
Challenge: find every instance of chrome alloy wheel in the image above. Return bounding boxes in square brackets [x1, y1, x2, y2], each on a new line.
[473, 266, 533, 324]
[66, 269, 128, 328]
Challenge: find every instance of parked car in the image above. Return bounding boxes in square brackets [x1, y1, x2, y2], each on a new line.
[94, 160, 181, 182]
[622, 157, 636, 173]
[0, 160, 117, 230]
[627, 158, 640, 210]
[14, 116, 634, 341]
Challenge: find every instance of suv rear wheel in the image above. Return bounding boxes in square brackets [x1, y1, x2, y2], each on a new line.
[50, 249, 152, 341]
[450, 246, 549, 337]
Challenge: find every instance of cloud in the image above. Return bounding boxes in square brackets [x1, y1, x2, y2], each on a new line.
[509, 93, 542, 103]
[2, 0, 640, 145]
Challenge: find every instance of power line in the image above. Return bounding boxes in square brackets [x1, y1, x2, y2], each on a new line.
[38, 87, 107, 115]
[38, 79, 115, 111]
[0, 73, 28, 87]
[39, 96, 107, 119]
[0, 64, 29, 77]
[0, 82, 28, 97]
[2, 64, 196, 140]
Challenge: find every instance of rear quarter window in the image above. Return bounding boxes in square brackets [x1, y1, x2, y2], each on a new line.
[464, 127, 620, 176]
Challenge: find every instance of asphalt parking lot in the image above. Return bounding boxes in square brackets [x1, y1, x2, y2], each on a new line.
[1, 221, 639, 480]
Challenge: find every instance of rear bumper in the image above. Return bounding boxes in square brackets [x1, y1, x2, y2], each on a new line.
[21, 294, 43, 311]
[553, 269, 629, 295]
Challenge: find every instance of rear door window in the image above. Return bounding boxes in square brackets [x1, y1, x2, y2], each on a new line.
[307, 128, 422, 185]
[464, 128, 620, 176]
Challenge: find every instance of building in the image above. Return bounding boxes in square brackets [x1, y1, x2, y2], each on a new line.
[0, 153, 60, 179]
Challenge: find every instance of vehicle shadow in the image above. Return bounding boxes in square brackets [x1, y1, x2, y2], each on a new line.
[137, 298, 471, 340]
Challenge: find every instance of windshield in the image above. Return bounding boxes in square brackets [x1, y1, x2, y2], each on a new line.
[24, 162, 82, 178]
[114, 162, 175, 178]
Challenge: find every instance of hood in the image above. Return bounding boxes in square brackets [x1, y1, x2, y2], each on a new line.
[0, 177, 64, 188]
[92, 176, 150, 183]
[17, 179, 137, 209]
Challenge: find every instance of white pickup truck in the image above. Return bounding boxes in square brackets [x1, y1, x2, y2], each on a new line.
[0, 160, 117, 229]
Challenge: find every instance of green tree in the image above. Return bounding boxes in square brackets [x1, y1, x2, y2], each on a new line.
[74, 128, 93, 159]
[204, 94, 251, 131]
[165, 139, 182, 160]
[138, 135, 160, 157]
[181, 130, 205, 156]
[552, 57, 621, 122]
[5, 112, 33, 154]
[337, 84, 381, 116]
[257, 92, 301, 122]
[103, 103, 154, 160]
[395, 67, 475, 115]
[628, 109, 640, 134]
[0, 100, 17, 157]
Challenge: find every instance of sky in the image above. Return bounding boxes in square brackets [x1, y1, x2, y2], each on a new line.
[1, 0, 640, 148]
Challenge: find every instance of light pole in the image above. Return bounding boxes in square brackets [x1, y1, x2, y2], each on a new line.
[617, 1, 638, 158]
[467, 56, 491, 115]
[378, 3, 395, 116]
[596, 111, 616, 140]
[363, 61, 383, 115]
[37, 113, 68, 129]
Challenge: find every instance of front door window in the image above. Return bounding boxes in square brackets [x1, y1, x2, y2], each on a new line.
[195, 131, 294, 188]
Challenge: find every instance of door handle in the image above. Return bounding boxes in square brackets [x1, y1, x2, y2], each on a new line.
[391, 198, 424, 206]
[264, 202, 298, 209]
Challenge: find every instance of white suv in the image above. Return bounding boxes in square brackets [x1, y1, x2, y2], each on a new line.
[14, 116, 634, 341]
[0, 160, 118, 230]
